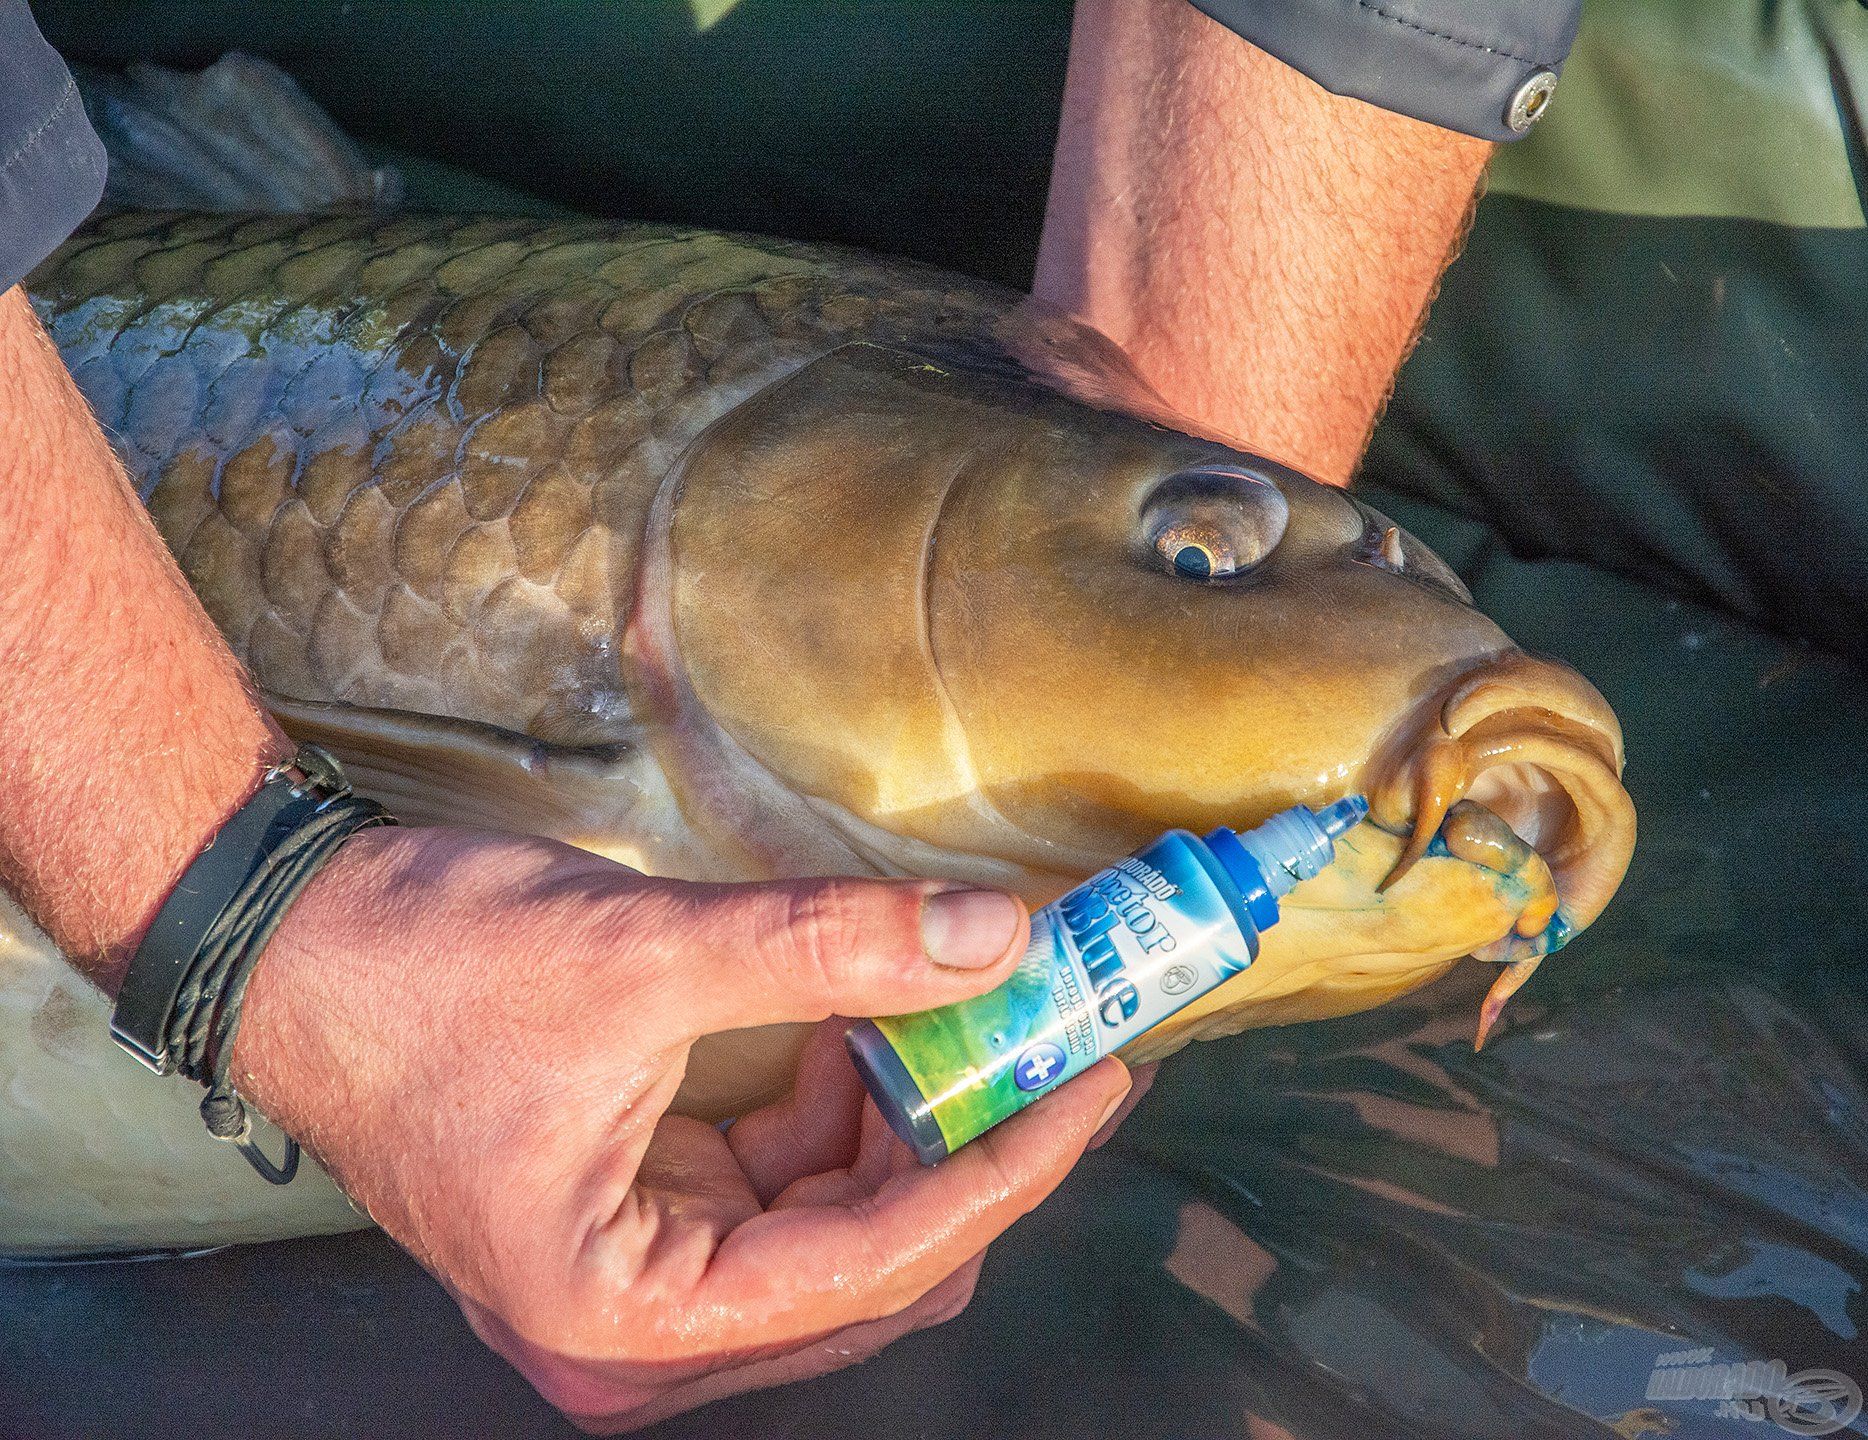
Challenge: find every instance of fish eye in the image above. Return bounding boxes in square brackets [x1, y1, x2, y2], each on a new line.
[1142, 467, 1289, 582]
[1348, 497, 1474, 604]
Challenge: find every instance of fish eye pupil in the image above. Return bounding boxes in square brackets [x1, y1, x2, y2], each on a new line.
[1173, 544, 1214, 579]
[1142, 465, 1289, 582]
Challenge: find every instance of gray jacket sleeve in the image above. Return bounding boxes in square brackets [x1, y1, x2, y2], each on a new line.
[1189, 0, 1581, 142]
[0, 1, 107, 291]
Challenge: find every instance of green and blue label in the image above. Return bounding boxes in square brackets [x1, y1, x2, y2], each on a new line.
[870, 833, 1257, 1155]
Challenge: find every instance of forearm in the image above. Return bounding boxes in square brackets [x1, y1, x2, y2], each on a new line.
[0, 285, 287, 990]
[1035, 0, 1494, 485]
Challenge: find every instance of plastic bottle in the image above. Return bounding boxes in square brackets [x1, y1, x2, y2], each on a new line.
[847, 795, 1369, 1164]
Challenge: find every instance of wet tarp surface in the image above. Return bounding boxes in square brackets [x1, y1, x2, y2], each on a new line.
[2, 485, 1862, 1439]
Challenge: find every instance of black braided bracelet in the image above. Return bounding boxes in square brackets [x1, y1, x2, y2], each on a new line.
[110, 746, 394, 1184]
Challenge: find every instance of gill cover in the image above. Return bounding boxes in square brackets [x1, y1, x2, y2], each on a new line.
[668, 343, 1526, 871]
[670, 343, 1223, 874]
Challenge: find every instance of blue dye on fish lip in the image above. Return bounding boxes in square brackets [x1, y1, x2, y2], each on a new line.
[1535, 910, 1575, 957]
[847, 797, 1368, 1164]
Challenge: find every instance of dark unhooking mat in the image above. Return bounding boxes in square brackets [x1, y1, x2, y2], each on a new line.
[2, 486, 1862, 1440]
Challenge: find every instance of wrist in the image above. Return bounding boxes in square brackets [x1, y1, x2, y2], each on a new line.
[96, 731, 296, 992]
[99, 747, 393, 1185]
[222, 823, 400, 1152]
[1036, 0, 1491, 484]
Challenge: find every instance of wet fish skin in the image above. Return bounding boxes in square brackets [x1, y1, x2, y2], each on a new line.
[33, 210, 1116, 753]
[5, 211, 1635, 1255]
[14, 214, 1098, 1254]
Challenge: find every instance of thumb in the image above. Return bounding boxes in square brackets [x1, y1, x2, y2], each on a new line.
[663, 876, 1031, 1038]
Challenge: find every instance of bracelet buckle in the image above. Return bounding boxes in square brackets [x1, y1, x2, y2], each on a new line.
[107, 744, 386, 1185]
[264, 743, 351, 807]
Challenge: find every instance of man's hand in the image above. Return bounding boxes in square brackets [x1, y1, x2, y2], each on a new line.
[233, 825, 1132, 1432]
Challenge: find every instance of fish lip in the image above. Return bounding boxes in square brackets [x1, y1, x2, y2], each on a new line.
[1366, 653, 1637, 964]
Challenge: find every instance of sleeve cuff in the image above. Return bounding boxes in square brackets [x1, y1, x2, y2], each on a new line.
[0, 2, 107, 291]
[1188, 0, 1582, 142]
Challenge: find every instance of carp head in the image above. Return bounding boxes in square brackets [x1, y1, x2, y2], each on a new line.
[653, 339, 1635, 1065]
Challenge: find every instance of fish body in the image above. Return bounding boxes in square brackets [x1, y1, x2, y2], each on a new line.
[2, 213, 1634, 1254]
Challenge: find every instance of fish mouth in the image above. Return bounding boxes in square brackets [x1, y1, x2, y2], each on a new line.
[1368, 653, 1637, 1047]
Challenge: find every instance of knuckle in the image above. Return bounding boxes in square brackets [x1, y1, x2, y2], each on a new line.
[551, 895, 683, 1040]
[764, 879, 886, 1002]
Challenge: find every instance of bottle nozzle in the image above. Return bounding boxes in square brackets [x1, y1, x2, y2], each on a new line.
[1205, 794, 1372, 923]
[1312, 794, 1369, 840]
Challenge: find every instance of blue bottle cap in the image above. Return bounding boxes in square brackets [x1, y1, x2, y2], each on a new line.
[1205, 795, 1368, 930]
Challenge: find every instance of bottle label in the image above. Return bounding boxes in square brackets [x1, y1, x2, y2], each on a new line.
[873, 835, 1255, 1154]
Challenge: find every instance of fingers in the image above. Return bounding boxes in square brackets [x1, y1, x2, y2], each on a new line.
[633, 1112, 764, 1237]
[623, 1253, 987, 1432]
[1089, 1059, 1157, 1148]
[553, 1253, 989, 1434]
[723, 1022, 868, 1203]
[762, 1085, 911, 1210]
[692, 1056, 1131, 1345]
[659, 875, 1031, 1038]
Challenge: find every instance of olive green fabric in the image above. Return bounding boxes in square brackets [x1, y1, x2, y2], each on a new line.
[1368, 204, 1868, 663]
[1487, 0, 1868, 228]
[1367, 0, 1868, 666]
[4, 486, 1862, 1437]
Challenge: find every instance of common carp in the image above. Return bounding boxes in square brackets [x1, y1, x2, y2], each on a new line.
[0, 74, 1634, 1256]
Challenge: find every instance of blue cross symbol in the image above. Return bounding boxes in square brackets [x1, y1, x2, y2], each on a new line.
[1013, 1043, 1067, 1092]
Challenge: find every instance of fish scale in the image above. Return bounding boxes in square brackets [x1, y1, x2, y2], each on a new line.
[31, 211, 1026, 748]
